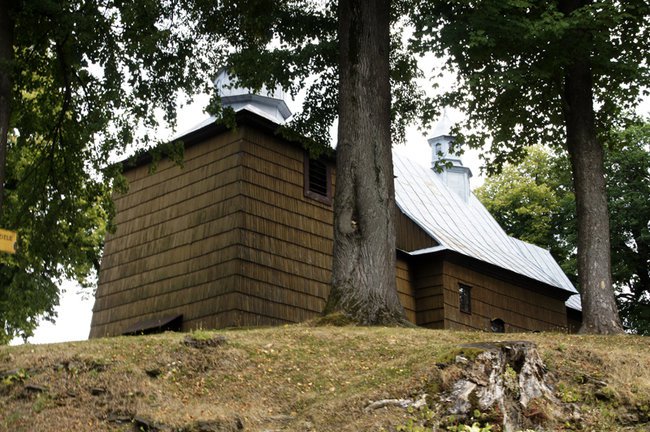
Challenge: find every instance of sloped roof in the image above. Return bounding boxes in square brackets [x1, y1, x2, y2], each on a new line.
[393, 153, 580, 310]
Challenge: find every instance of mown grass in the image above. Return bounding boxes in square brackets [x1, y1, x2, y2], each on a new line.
[0, 325, 648, 431]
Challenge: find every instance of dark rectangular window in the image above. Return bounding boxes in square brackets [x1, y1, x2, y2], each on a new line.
[304, 154, 332, 205]
[459, 283, 471, 314]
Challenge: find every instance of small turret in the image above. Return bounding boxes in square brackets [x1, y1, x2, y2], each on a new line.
[428, 113, 472, 202]
[214, 69, 292, 124]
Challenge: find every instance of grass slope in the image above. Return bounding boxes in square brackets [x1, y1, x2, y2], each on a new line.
[1, 325, 649, 431]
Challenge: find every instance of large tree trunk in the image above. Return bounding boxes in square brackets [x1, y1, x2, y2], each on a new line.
[324, 0, 407, 324]
[0, 0, 15, 218]
[561, 0, 623, 334]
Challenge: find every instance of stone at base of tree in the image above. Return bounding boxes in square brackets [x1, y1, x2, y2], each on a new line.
[24, 383, 48, 393]
[133, 415, 168, 432]
[442, 341, 560, 432]
[90, 387, 106, 396]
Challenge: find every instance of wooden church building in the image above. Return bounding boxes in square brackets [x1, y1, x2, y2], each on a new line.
[89, 72, 582, 338]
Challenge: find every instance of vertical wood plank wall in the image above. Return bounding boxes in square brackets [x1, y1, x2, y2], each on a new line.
[90, 130, 246, 337]
[440, 261, 568, 332]
[395, 210, 438, 252]
[566, 309, 582, 333]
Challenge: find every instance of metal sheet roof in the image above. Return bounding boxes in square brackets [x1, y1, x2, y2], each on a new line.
[393, 152, 580, 310]
[565, 294, 582, 311]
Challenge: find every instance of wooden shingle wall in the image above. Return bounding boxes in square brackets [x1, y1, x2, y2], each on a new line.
[395, 256, 417, 323]
[441, 260, 568, 332]
[91, 118, 571, 336]
[236, 127, 334, 324]
[413, 260, 445, 328]
[90, 130, 246, 337]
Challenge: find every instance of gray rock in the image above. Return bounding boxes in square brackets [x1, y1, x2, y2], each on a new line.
[443, 341, 560, 432]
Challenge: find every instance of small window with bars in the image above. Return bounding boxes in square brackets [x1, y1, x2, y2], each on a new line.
[304, 155, 332, 204]
[459, 283, 472, 314]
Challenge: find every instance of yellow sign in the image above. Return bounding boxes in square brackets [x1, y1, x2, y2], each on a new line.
[0, 229, 17, 254]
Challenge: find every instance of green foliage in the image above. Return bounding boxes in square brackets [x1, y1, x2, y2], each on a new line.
[435, 347, 484, 364]
[395, 405, 435, 432]
[392, 404, 497, 432]
[557, 382, 582, 403]
[1, 368, 28, 387]
[603, 120, 650, 334]
[1, 0, 222, 342]
[475, 120, 650, 334]
[447, 423, 493, 432]
[474, 145, 577, 282]
[195, 0, 436, 154]
[409, 0, 650, 170]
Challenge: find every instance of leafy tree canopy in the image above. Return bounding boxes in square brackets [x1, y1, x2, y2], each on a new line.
[410, 0, 650, 170]
[409, 0, 649, 333]
[0, 0, 222, 342]
[0, 0, 440, 340]
[474, 145, 577, 280]
[605, 120, 650, 334]
[196, 0, 436, 153]
[476, 119, 650, 334]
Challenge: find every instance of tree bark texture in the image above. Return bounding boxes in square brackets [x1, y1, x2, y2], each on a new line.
[0, 0, 15, 218]
[324, 0, 407, 324]
[561, 0, 623, 334]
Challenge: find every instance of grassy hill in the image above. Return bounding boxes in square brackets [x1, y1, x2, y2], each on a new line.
[1, 325, 648, 431]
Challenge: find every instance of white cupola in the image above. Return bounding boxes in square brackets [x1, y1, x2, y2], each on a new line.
[428, 112, 473, 202]
[214, 68, 292, 124]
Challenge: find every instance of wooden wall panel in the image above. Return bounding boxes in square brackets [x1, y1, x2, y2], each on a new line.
[395, 210, 438, 252]
[114, 166, 241, 227]
[119, 130, 244, 189]
[114, 137, 243, 216]
[236, 128, 335, 325]
[567, 309, 582, 334]
[396, 257, 416, 323]
[412, 260, 444, 328]
[440, 260, 568, 332]
[93, 257, 241, 312]
[91, 285, 241, 337]
[101, 209, 241, 271]
[237, 293, 321, 323]
[90, 133, 245, 338]
[184, 309, 292, 331]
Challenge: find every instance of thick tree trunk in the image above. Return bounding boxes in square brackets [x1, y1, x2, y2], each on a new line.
[561, 0, 623, 334]
[0, 0, 15, 218]
[324, 0, 407, 324]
